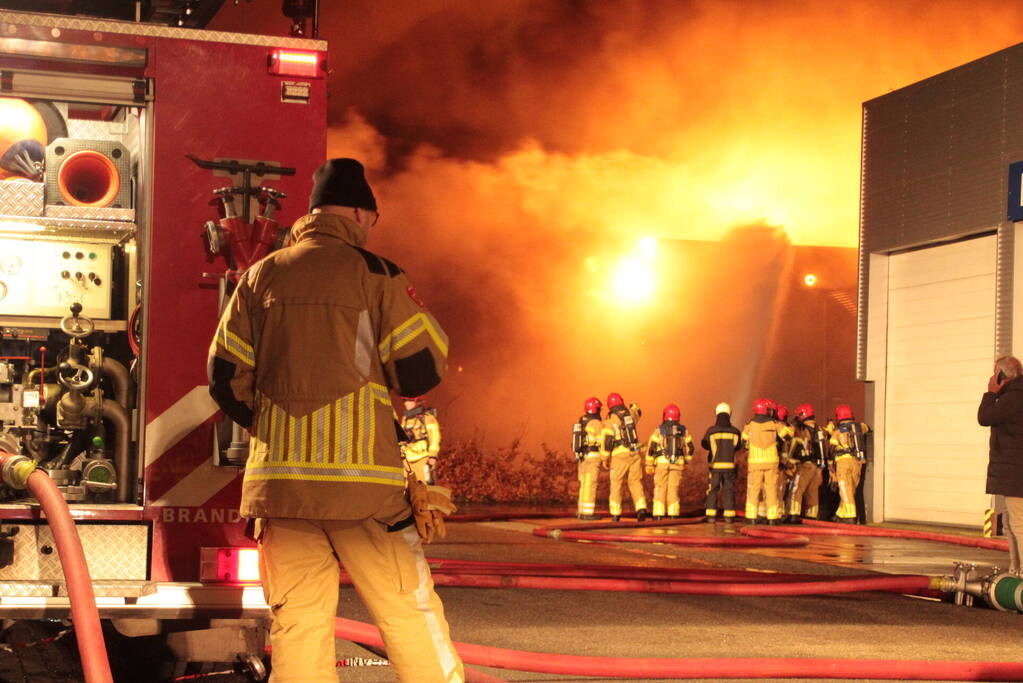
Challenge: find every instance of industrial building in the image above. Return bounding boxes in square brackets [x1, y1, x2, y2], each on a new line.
[858, 42, 1023, 526]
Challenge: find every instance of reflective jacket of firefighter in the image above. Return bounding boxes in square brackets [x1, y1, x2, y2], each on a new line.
[602, 400, 648, 520]
[828, 415, 871, 522]
[741, 414, 793, 521]
[787, 418, 827, 519]
[774, 413, 795, 517]
[574, 404, 606, 519]
[401, 404, 441, 483]
[208, 212, 462, 683]
[701, 410, 742, 520]
[644, 417, 694, 518]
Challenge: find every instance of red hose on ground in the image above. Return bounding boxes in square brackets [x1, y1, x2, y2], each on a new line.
[530, 514, 1011, 552]
[415, 571, 936, 596]
[334, 616, 1023, 680]
[427, 559, 818, 582]
[801, 519, 1010, 551]
[27, 469, 113, 683]
[534, 523, 811, 547]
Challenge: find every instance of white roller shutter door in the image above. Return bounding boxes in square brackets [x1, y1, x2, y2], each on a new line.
[883, 234, 995, 525]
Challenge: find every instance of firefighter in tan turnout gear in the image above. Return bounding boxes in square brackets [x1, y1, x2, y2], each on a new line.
[775, 404, 795, 518]
[401, 396, 441, 483]
[644, 404, 694, 519]
[208, 159, 463, 682]
[602, 393, 649, 522]
[828, 404, 871, 524]
[742, 398, 793, 524]
[573, 397, 605, 520]
[786, 403, 827, 522]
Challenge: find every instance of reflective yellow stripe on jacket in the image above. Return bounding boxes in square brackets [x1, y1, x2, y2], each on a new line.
[246, 382, 404, 486]
[379, 312, 449, 363]
[215, 322, 255, 368]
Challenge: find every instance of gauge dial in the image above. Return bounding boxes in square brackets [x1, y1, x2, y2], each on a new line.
[0, 254, 22, 276]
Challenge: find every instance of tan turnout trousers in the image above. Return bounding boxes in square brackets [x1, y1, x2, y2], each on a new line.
[259, 517, 463, 683]
[652, 463, 684, 516]
[577, 455, 602, 516]
[788, 461, 822, 518]
[745, 462, 780, 520]
[834, 457, 862, 519]
[609, 451, 647, 517]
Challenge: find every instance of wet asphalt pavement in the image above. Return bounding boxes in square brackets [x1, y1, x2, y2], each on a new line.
[0, 512, 1015, 681]
[332, 513, 1020, 682]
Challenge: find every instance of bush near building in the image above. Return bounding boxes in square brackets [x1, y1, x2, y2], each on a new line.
[433, 439, 752, 511]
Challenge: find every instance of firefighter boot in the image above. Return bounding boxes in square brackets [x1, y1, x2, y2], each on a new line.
[637, 509, 649, 522]
[611, 515, 621, 522]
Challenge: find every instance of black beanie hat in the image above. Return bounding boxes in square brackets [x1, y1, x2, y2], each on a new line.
[308, 158, 377, 212]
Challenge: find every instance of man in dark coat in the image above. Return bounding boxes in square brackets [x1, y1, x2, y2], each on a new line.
[978, 356, 1023, 575]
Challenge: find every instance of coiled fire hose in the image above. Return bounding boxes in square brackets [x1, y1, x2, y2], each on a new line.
[0, 451, 113, 683]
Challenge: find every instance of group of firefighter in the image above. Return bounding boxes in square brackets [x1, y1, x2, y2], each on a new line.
[572, 394, 871, 524]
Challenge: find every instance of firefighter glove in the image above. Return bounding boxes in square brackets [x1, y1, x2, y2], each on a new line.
[407, 474, 456, 544]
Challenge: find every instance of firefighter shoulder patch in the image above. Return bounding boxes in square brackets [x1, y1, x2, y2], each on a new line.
[407, 285, 427, 308]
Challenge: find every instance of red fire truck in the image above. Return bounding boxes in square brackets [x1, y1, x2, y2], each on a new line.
[0, 7, 325, 673]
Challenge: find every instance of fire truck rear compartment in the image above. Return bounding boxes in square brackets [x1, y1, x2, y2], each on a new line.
[0, 86, 144, 511]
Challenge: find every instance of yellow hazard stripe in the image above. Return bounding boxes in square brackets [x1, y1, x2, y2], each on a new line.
[379, 312, 449, 362]
[217, 326, 255, 367]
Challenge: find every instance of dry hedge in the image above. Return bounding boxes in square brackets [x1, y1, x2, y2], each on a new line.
[433, 439, 753, 509]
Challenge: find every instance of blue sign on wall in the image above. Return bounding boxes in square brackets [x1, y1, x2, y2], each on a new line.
[1009, 162, 1023, 221]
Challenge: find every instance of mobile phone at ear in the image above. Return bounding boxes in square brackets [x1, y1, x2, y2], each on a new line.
[998, 370, 1007, 383]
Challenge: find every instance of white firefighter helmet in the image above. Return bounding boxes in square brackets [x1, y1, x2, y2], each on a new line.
[715, 401, 731, 415]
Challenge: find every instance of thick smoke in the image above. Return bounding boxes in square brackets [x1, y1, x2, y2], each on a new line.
[211, 0, 1023, 445]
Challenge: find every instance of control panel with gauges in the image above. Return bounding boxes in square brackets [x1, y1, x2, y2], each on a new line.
[0, 238, 113, 319]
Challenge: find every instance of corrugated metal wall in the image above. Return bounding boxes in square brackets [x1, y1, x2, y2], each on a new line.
[857, 43, 1023, 377]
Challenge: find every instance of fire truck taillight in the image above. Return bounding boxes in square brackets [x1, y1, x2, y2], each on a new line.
[268, 49, 324, 78]
[200, 547, 261, 583]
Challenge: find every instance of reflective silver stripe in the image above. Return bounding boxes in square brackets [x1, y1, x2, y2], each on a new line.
[338, 393, 353, 464]
[401, 527, 461, 680]
[314, 402, 327, 463]
[388, 318, 425, 354]
[355, 309, 374, 379]
[219, 328, 255, 366]
[290, 410, 302, 461]
[246, 464, 406, 482]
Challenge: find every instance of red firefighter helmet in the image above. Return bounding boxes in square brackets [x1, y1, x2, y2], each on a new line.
[795, 403, 814, 420]
[606, 393, 625, 409]
[584, 397, 602, 415]
[662, 404, 680, 421]
[835, 404, 854, 421]
[764, 398, 777, 413]
[752, 398, 769, 415]
[401, 396, 424, 405]
[776, 405, 789, 421]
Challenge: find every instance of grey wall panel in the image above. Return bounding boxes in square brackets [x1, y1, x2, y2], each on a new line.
[861, 49, 1017, 255]
[857, 42, 1023, 377]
